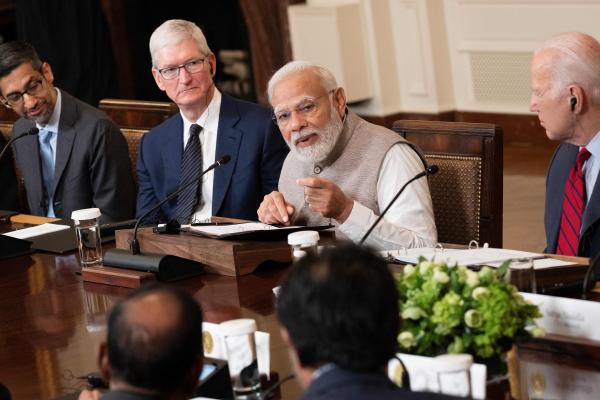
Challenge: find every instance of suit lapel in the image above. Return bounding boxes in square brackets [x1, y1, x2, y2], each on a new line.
[213, 94, 242, 214]
[20, 128, 44, 212]
[583, 158, 600, 234]
[53, 94, 77, 194]
[163, 115, 184, 195]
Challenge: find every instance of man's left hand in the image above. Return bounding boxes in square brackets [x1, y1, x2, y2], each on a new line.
[297, 177, 354, 223]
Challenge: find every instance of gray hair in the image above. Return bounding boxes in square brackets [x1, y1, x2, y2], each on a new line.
[267, 61, 338, 105]
[149, 19, 212, 68]
[535, 32, 600, 105]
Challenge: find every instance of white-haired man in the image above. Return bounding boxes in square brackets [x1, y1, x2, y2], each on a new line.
[531, 32, 600, 265]
[137, 19, 288, 224]
[257, 61, 436, 250]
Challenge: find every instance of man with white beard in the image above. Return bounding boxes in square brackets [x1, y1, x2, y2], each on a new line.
[257, 61, 436, 250]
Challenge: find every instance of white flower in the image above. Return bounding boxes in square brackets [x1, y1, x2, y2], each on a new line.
[433, 269, 450, 284]
[398, 331, 417, 348]
[402, 306, 426, 320]
[465, 270, 480, 287]
[472, 286, 489, 301]
[464, 309, 483, 328]
[419, 261, 434, 275]
[403, 264, 416, 277]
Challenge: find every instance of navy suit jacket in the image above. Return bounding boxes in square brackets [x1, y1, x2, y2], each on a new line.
[545, 143, 600, 266]
[136, 94, 288, 221]
[304, 366, 459, 400]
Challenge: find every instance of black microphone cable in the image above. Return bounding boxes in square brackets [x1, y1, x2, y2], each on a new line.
[358, 165, 439, 246]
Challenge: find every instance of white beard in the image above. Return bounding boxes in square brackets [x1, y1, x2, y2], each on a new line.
[287, 108, 343, 163]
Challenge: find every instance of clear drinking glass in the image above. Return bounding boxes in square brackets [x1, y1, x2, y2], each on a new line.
[511, 257, 537, 293]
[71, 208, 103, 267]
[220, 319, 262, 399]
[287, 230, 319, 263]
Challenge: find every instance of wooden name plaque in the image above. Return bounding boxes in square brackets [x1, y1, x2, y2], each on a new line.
[115, 227, 294, 276]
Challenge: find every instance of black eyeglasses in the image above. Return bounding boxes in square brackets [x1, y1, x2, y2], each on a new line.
[157, 58, 208, 80]
[2, 79, 44, 106]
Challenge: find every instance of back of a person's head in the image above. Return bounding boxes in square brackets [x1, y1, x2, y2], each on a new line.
[107, 283, 203, 395]
[0, 41, 42, 79]
[276, 244, 399, 372]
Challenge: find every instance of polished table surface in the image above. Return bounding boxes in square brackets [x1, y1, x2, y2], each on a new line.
[2, 225, 600, 399]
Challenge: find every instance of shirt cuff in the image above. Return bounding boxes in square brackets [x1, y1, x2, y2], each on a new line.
[338, 200, 373, 241]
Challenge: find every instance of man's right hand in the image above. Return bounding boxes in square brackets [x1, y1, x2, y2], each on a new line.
[257, 191, 295, 225]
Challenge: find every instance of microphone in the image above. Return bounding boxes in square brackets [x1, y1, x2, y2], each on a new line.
[0, 127, 39, 161]
[358, 164, 439, 246]
[101, 155, 231, 281]
[130, 154, 231, 254]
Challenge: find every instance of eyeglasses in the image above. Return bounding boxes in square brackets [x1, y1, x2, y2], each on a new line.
[157, 58, 208, 80]
[272, 90, 335, 127]
[2, 79, 44, 106]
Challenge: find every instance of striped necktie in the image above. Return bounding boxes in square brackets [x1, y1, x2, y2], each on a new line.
[175, 124, 203, 224]
[39, 128, 55, 217]
[556, 147, 591, 256]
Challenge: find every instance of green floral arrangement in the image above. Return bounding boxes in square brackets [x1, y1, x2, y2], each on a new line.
[396, 259, 543, 362]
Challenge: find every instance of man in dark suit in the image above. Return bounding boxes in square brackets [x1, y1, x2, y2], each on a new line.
[530, 32, 600, 266]
[78, 284, 204, 400]
[0, 134, 18, 211]
[0, 41, 134, 223]
[276, 244, 456, 400]
[137, 19, 288, 223]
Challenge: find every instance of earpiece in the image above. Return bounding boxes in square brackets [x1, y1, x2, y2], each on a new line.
[570, 96, 577, 112]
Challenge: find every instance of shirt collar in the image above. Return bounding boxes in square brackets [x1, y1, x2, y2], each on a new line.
[583, 130, 600, 158]
[181, 88, 222, 133]
[36, 87, 61, 133]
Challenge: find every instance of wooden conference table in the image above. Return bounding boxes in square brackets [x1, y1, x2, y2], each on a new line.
[1, 219, 600, 400]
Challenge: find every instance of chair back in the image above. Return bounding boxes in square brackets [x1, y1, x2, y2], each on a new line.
[0, 122, 30, 213]
[392, 120, 503, 247]
[99, 98, 178, 129]
[120, 128, 148, 191]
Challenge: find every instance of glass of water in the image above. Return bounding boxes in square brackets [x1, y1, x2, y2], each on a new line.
[71, 208, 103, 267]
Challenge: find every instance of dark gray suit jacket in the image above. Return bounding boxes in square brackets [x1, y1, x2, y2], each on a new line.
[11, 89, 134, 223]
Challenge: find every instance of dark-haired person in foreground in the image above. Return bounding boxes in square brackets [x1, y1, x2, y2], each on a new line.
[0, 41, 134, 222]
[276, 245, 455, 399]
[79, 284, 204, 400]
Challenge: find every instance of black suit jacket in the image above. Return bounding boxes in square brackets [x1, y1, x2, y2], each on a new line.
[545, 143, 600, 266]
[0, 134, 19, 211]
[11, 89, 135, 223]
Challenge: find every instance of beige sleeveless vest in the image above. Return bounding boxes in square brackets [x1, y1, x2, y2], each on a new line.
[279, 111, 423, 229]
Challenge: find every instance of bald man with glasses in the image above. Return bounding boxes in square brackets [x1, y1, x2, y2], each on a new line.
[258, 61, 436, 250]
[136, 19, 288, 224]
[0, 41, 134, 222]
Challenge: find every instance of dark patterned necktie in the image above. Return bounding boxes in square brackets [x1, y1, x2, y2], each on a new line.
[175, 124, 203, 224]
[556, 147, 591, 255]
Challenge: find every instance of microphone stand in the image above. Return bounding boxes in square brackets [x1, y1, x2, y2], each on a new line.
[102, 155, 231, 281]
[0, 126, 39, 160]
[582, 251, 600, 300]
[358, 165, 439, 246]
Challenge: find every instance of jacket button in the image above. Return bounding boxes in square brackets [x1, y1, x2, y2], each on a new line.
[313, 165, 322, 174]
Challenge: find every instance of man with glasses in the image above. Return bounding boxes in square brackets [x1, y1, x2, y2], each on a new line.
[0, 41, 134, 222]
[258, 61, 436, 250]
[137, 19, 288, 224]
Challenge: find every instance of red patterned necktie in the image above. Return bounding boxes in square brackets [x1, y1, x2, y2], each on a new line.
[557, 147, 592, 255]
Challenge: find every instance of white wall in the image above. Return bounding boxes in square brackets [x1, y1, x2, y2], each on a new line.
[288, 0, 600, 116]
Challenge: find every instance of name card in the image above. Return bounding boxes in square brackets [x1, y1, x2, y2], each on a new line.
[519, 359, 600, 399]
[389, 353, 487, 399]
[202, 322, 270, 376]
[521, 293, 600, 341]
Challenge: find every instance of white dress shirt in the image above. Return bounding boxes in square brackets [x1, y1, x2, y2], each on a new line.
[338, 143, 437, 250]
[583, 130, 600, 202]
[181, 89, 222, 223]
